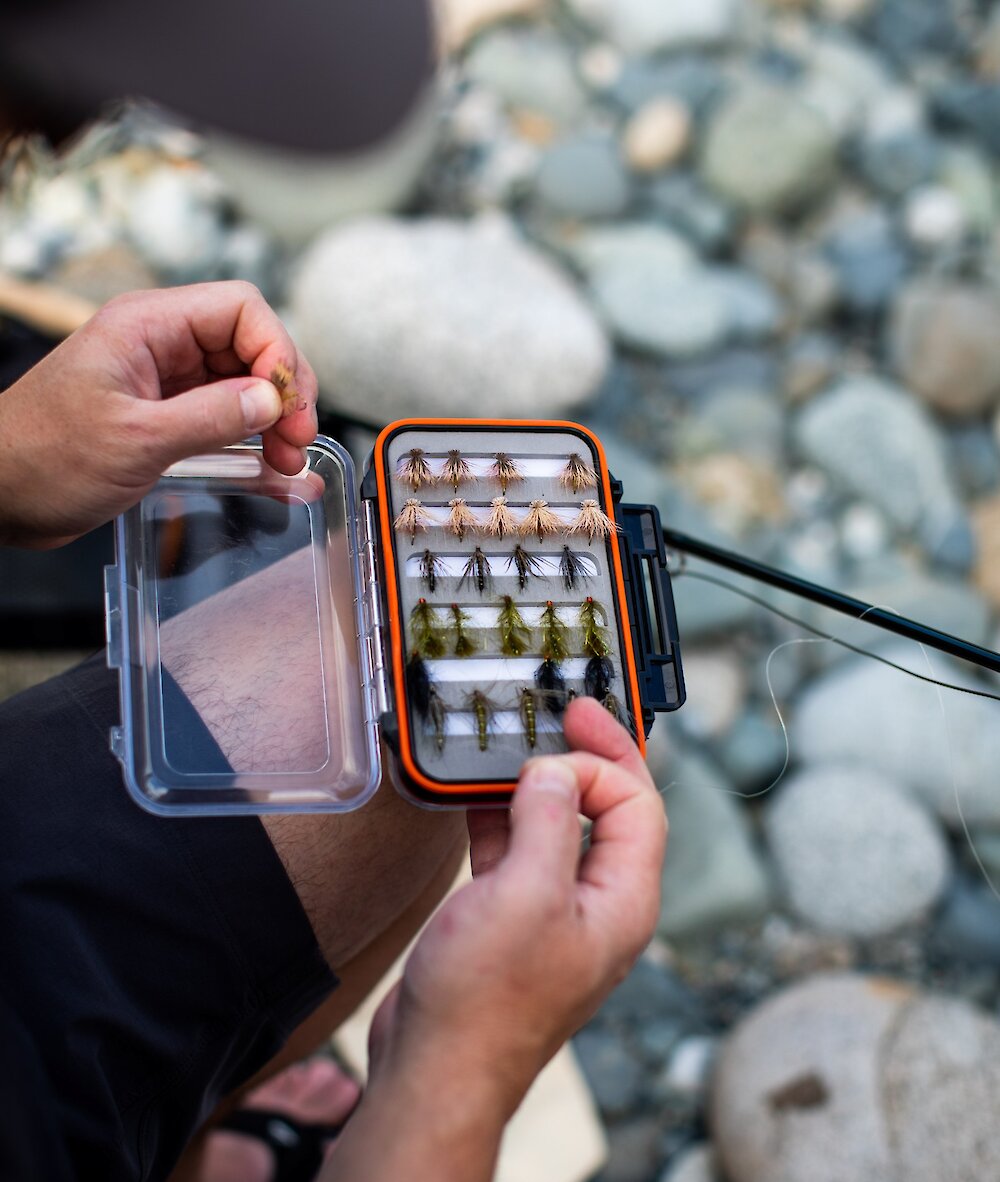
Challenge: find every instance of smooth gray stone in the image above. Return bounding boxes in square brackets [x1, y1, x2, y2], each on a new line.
[712, 974, 1000, 1182]
[791, 643, 1000, 828]
[649, 742, 772, 938]
[823, 208, 908, 316]
[700, 87, 838, 215]
[716, 711, 790, 795]
[537, 134, 631, 220]
[765, 764, 950, 937]
[573, 1027, 646, 1118]
[291, 216, 609, 420]
[613, 56, 725, 116]
[465, 27, 586, 122]
[931, 876, 1000, 967]
[946, 426, 1000, 499]
[794, 375, 961, 537]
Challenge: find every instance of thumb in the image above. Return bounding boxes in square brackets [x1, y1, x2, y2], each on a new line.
[142, 377, 283, 467]
[503, 757, 582, 895]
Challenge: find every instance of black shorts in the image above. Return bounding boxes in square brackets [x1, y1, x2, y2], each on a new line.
[0, 655, 337, 1182]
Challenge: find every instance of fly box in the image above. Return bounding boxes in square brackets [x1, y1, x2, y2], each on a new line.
[105, 418, 685, 814]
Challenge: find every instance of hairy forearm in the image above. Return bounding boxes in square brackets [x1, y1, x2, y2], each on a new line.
[320, 1050, 512, 1182]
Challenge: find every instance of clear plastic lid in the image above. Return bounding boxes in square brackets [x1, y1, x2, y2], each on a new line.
[105, 437, 381, 815]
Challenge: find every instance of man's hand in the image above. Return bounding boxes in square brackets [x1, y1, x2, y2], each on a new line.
[0, 282, 318, 548]
[324, 698, 667, 1182]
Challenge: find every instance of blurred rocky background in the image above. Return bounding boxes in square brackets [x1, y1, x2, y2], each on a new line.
[7, 0, 1000, 1178]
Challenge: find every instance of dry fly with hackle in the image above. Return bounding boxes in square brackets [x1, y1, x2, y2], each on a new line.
[447, 498, 480, 541]
[396, 448, 435, 491]
[484, 496, 517, 539]
[568, 499, 619, 544]
[519, 499, 562, 543]
[442, 449, 476, 493]
[394, 498, 432, 544]
[559, 452, 598, 493]
[491, 452, 525, 493]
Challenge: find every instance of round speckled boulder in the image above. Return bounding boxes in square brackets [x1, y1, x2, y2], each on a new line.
[290, 216, 609, 420]
[712, 974, 1000, 1182]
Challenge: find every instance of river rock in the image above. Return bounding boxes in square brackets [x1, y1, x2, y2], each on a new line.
[891, 281, 1000, 417]
[701, 87, 838, 215]
[677, 649, 748, 740]
[930, 876, 1000, 967]
[765, 765, 950, 937]
[647, 174, 737, 254]
[536, 133, 630, 219]
[713, 974, 1000, 1182]
[823, 206, 907, 316]
[575, 225, 728, 358]
[290, 216, 608, 419]
[567, 0, 746, 54]
[623, 98, 693, 173]
[437, 0, 545, 52]
[794, 376, 961, 538]
[792, 645, 1000, 828]
[648, 738, 772, 938]
[716, 711, 791, 795]
[902, 185, 966, 250]
[572, 1028, 645, 1118]
[465, 27, 586, 123]
[660, 1145, 720, 1182]
[613, 56, 724, 117]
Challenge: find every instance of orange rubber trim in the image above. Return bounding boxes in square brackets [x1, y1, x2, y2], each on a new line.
[373, 418, 647, 798]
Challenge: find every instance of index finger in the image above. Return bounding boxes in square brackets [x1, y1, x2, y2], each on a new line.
[558, 699, 666, 901]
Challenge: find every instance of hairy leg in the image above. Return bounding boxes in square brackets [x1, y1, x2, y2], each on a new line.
[160, 543, 468, 1179]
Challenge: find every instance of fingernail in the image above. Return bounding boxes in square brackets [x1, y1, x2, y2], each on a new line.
[521, 758, 578, 802]
[240, 380, 282, 430]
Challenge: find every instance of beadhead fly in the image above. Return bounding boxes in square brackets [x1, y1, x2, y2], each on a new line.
[539, 600, 570, 663]
[519, 687, 539, 749]
[580, 597, 611, 659]
[451, 603, 477, 657]
[535, 657, 567, 715]
[584, 654, 615, 700]
[468, 689, 495, 752]
[498, 595, 532, 657]
[410, 598, 447, 659]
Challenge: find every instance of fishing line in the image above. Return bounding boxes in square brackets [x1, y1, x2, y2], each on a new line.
[669, 565, 1000, 902]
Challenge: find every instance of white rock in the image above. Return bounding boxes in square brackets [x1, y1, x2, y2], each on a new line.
[290, 216, 608, 420]
[664, 1036, 718, 1096]
[765, 765, 950, 937]
[124, 167, 226, 279]
[792, 645, 1000, 828]
[794, 375, 961, 535]
[903, 186, 966, 249]
[623, 98, 692, 174]
[567, 0, 745, 53]
[713, 975, 1000, 1182]
[578, 43, 623, 91]
[677, 649, 747, 739]
[660, 1145, 720, 1182]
